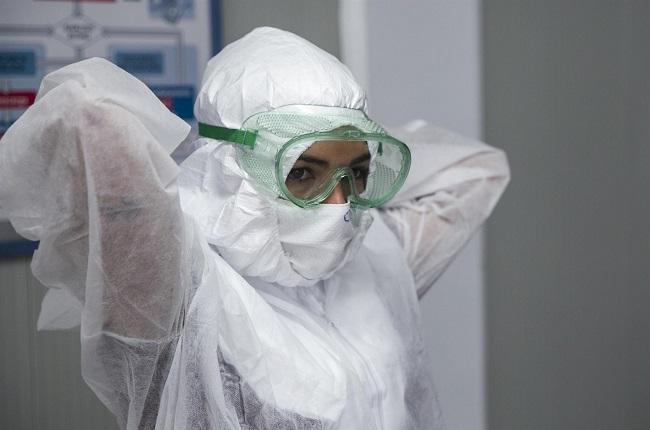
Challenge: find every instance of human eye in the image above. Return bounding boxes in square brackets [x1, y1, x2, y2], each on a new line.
[287, 167, 314, 181]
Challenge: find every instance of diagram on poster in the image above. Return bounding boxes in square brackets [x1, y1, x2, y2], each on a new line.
[0, 0, 212, 138]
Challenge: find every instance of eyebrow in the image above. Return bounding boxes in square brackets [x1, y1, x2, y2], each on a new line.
[296, 155, 328, 166]
[296, 152, 371, 167]
[350, 152, 371, 165]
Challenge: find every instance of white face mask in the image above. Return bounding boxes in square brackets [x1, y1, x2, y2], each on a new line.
[277, 201, 372, 281]
[179, 142, 374, 287]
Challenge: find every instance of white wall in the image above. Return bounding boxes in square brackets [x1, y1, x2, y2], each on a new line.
[340, 1, 486, 429]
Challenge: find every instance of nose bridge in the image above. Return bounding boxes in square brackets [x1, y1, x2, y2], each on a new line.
[332, 166, 355, 187]
[324, 181, 347, 204]
[323, 167, 354, 204]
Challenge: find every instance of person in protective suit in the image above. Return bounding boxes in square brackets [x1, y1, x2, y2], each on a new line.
[0, 27, 509, 430]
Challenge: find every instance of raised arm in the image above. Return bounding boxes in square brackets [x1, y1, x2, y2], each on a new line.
[0, 75, 191, 341]
[82, 101, 190, 340]
[379, 120, 510, 298]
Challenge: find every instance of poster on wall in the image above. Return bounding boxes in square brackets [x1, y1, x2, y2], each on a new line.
[0, 0, 214, 257]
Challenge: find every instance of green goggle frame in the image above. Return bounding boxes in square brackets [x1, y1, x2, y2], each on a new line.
[198, 106, 411, 209]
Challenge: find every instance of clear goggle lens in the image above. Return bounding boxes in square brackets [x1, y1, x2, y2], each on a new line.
[277, 133, 410, 208]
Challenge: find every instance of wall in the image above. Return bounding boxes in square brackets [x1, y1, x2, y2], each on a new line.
[220, 0, 339, 55]
[484, 1, 649, 429]
[624, 4, 650, 428]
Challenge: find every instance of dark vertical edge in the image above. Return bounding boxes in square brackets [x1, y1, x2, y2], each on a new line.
[210, 0, 222, 55]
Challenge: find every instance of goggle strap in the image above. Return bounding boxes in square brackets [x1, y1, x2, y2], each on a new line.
[198, 123, 257, 148]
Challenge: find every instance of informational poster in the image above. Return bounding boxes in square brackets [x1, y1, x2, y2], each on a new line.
[0, 0, 213, 137]
[0, 0, 214, 256]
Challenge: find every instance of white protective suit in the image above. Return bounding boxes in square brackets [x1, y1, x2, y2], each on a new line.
[0, 28, 509, 430]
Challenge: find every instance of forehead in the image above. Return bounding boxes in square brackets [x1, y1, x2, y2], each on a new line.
[300, 140, 369, 164]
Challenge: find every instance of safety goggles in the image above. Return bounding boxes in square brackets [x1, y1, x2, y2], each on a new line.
[198, 105, 411, 208]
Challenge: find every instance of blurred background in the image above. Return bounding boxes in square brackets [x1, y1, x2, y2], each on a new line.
[0, 1, 647, 429]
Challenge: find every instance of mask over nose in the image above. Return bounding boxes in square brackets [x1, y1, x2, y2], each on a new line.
[276, 201, 373, 280]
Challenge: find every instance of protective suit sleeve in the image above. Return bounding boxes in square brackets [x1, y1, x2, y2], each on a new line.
[0, 79, 188, 340]
[0, 75, 194, 428]
[378, 120, 510, 298]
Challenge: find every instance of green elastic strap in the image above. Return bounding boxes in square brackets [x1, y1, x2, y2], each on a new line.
[198, 122, 258, 148]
